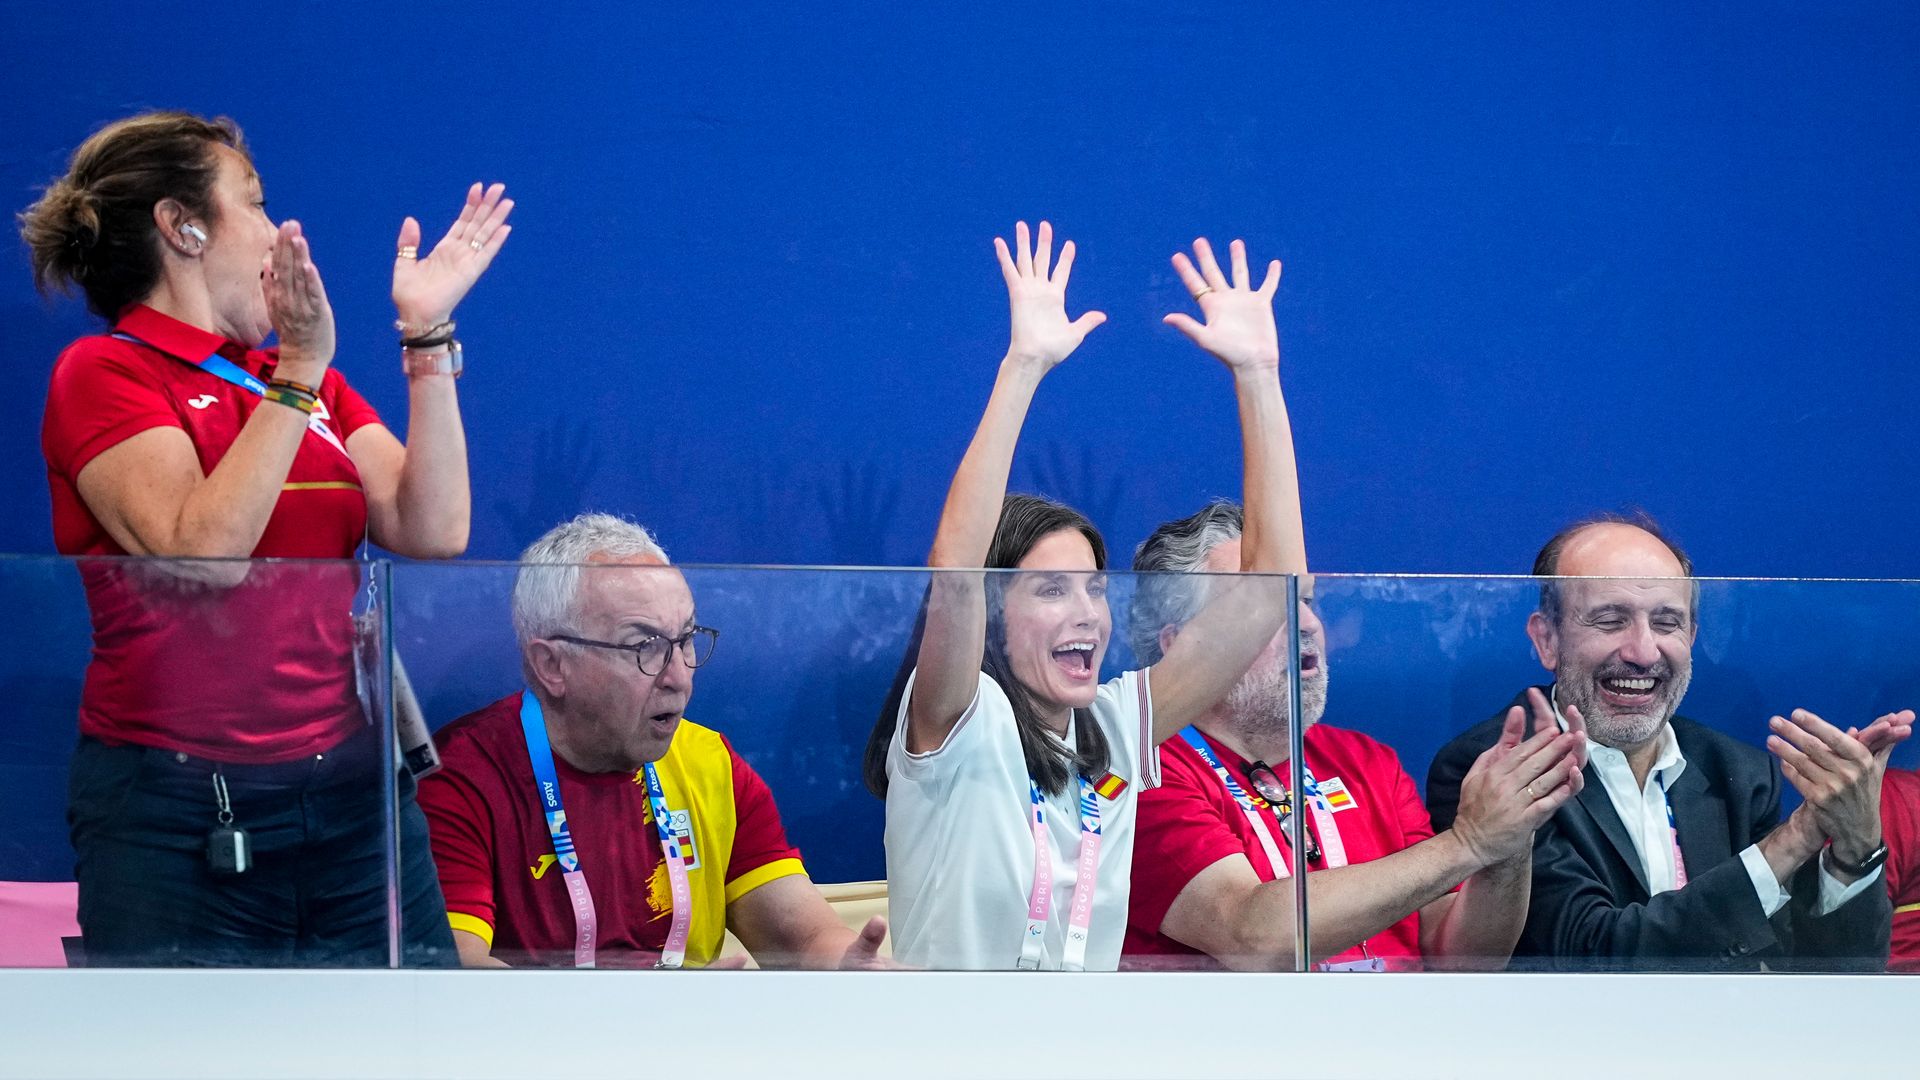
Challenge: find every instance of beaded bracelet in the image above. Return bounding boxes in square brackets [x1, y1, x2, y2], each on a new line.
[263, 384, 317, 415]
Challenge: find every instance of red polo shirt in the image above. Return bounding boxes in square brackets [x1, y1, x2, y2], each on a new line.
[1125, 723, 1438, 970]
[41, 305, 383, 762]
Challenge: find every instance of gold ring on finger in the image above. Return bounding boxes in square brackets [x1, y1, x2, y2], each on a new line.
[397, 245, 418, 259]
[469, 239, 484, 251]
[1525, 781, 1539, 800]
[1191, 286, 1214, 299]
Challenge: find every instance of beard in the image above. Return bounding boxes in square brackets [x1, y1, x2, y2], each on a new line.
[1224, 656, 1328, 739]
[1556, 661, 1692, 750]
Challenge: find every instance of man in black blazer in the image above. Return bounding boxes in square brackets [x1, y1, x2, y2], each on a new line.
[1427, 515, 1903, 972]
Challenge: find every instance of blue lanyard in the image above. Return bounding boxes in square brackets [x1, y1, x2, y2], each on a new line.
[112, 331, 268, 395]
[112, 329, 353, 464]
[518, 691, 580, 874]
[1179, 726, 1265, 812]
[517, 690, 604, 966]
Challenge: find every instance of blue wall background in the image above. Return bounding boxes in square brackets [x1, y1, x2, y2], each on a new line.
[3, 4, 1920, 891]
[4, 2, 1918, 576]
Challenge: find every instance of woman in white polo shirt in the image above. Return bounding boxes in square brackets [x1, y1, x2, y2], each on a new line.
[864, 221, 1309, 970]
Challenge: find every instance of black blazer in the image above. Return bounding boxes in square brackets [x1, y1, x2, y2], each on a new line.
[1426, 686, 1890, 972]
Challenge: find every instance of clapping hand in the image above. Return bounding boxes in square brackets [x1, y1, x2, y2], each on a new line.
[1452, 688, 1588, 866]
[261, 220, 335, 382]
[392, 182, 515, 329]
[1769, 708, 1912, 868]
[994, 220, 1106, 372]
[1163, 237, 1281, 373]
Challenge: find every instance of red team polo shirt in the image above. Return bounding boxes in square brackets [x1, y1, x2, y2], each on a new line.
[419, 694, 807, 968]
[1882, 767, 1920, 973]
[41, 305, 383, 762]
[1126, 724, 1439, 970]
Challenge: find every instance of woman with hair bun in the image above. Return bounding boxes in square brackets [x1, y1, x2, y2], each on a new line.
[865, 221, 1307, 970]
[21, 110, 511, 966]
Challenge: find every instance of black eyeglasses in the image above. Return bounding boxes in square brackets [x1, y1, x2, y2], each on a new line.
[551, 626, 719, 676]
[1245, 760, 1323, 865]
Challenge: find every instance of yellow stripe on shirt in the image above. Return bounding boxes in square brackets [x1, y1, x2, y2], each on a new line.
[1896, 902, 1920, 916]
[281, 481, 363, 492]
[447, 911, 495, 946]
[724, 857, 808, 905]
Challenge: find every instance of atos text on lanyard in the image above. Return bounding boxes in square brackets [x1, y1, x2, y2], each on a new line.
[519, 690, 694, 969]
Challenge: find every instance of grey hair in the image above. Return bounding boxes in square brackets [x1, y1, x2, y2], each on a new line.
[1129, 499, 1246, 665]
[511, 513, 671, 649]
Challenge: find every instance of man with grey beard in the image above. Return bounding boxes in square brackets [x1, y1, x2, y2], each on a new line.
[1428, 514, 1905, 971]
[1122, 502, 1587, 971]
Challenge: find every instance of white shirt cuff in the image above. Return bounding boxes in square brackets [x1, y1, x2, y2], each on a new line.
[1814, 856, 1883, 916]
[1739, 844, 1792, 918]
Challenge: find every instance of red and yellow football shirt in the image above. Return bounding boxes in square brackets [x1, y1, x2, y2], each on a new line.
[419, 693, 807, 968]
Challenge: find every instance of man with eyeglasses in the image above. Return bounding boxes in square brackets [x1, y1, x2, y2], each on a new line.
[1427, 513, 1906, 971]
[1121, 502, 1587, 971]
[417, 513, 888, 969]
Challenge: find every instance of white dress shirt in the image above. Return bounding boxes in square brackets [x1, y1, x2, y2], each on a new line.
[1553, 691, 1878, 916]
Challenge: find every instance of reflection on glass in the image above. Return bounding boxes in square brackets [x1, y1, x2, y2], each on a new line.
[4, 555, 1917, 977]
[56, 557, 445, 969]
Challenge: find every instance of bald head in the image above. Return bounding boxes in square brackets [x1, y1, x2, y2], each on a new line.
[1554, 522, 1687, 579]
[1534, 514, 1694, 628]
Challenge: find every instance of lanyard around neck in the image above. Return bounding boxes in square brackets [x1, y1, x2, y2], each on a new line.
[112, 330, 350, 459]
[518, 691, 600, 968]
[1664, 796, 1689, 889]
[1178, 726, 1352, 875]
[1020, 775, 1102, 971]
[518, 691, 696, 969]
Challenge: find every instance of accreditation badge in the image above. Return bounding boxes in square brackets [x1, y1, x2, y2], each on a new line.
[668, 809, 701, 869]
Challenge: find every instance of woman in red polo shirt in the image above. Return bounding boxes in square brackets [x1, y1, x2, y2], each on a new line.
[20, 111, 511, 966]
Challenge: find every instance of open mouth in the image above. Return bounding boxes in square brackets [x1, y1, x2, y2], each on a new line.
[1299, 652, 1320, 673]
[647, 710, 681, 732]
[1595, 674, 1660, 710]
[1050, 641, 1097, 681]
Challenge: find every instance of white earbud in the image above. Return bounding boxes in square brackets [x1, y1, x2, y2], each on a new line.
[180, 222, 208, 247]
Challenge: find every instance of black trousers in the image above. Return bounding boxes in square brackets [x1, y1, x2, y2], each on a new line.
[67, 725, 457, 967]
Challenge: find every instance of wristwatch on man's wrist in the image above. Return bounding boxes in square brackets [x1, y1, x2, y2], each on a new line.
[1825, 840, 1889, 878]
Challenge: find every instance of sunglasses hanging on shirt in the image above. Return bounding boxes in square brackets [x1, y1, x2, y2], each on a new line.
[1243, 760, 1323, 866]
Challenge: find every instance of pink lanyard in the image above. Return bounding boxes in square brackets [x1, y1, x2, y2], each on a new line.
[1019, 776, 1102, 971]
[641, 761, 694, 968]
[1179, 728, 1349, 877]
[1665, 797, 1689, 889]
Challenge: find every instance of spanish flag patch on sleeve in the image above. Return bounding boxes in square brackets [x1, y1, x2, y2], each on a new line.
[1093, 771, 1128, 800]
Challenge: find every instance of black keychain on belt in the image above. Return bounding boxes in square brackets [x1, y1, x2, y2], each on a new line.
[207, 770, 251, 875]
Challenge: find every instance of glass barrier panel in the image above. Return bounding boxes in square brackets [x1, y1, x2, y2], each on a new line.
[0, 555, 410, 969]
[386, 562, 1293, 972]
[1301, 573, 1920, 975]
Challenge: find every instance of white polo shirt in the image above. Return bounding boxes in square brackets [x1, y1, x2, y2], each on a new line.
[885, 668, 1160, 970]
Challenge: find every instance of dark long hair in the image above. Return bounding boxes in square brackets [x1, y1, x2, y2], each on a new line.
[864, 494, 1113, 798]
